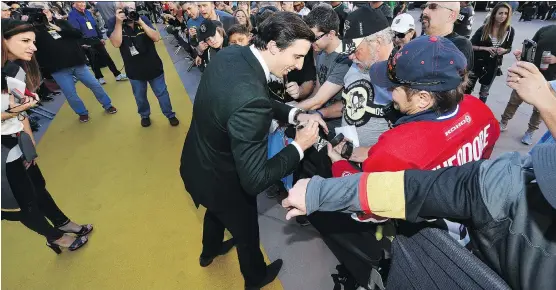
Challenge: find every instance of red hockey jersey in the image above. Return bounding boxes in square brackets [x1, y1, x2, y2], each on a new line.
[332, 95, 501, 177]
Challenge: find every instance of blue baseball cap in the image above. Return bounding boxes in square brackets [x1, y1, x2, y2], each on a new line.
[369, 35, 467, 92]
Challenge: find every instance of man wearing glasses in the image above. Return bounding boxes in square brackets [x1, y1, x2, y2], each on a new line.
[421, 1, 474, 70]
[296, 5, 352, 129]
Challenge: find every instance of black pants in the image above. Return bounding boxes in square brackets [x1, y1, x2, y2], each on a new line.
[2, 159, 68, 241]
[83, 38, 121, 79]
[308, 211, 391, 287]
[202, 196, 267, 287]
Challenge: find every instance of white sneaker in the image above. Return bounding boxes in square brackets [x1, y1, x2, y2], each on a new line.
[499, 121, 508, 132]
[115, 74, 128, 81]
[98, 78, 106, 85]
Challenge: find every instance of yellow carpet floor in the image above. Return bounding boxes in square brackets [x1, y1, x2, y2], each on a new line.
[1, 38, 282, 290]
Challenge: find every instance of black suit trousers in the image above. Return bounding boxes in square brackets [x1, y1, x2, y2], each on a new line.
[202, 195, 267, 287]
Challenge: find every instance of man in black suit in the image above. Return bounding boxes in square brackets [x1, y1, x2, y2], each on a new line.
[180, 12, 326, 290]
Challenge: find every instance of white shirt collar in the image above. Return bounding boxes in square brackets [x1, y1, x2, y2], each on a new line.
[249, 45, 270, 82]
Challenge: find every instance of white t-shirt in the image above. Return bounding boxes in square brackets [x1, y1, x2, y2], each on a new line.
[2, 68, 28, 163]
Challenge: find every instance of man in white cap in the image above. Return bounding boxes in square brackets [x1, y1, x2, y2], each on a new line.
[1, 2, 11, 19]
[391, 13, 416, 50]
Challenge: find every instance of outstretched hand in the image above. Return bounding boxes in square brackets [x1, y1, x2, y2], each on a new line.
[282, 179, 310, 220]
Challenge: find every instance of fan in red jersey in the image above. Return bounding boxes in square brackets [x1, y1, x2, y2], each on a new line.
[328, 35, 501, 222]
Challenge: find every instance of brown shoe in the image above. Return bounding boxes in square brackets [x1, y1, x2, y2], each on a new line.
[105, 106, 118, 114]
[79, 115, 89, 123]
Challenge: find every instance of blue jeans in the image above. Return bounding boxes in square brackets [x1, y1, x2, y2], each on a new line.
[51, 65, 113, 116]
[129, 74, 175, 119]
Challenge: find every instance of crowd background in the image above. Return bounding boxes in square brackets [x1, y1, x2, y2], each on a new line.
[1, 1, 555, 290]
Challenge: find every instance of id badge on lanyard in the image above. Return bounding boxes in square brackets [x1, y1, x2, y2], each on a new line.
[48, 30, 61, 39]
[130, 45, 139, 56]
[85, 21, 93, 30]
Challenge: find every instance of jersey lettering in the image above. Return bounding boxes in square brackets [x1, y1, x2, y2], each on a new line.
[433, 124, 491, 170]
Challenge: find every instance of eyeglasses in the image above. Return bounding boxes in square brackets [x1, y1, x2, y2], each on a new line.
[425, 2, 454, 11]
[386, 53, 442, 87]
[314, 32, 327, 42]
[395, 32, 407, 39]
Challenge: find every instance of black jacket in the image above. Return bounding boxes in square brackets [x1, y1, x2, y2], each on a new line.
[180, 46, 300, 211]
[471, 25, 515, 84]
[34, 19, 87, 75]
[305, 151, 556, 290]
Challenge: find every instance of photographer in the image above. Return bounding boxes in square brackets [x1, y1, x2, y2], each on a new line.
[500, 25, 556, 145]
[68, 1, 127, 84]
[107, 2, 179, 128]
[33, 5, 117, 123]
[2, 19, 92, 254]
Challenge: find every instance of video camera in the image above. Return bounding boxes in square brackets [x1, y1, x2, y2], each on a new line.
[122, 7, 139, 22]
[11, 7, 48, 26]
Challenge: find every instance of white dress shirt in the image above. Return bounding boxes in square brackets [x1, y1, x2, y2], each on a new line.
[249, 45, 305, 159]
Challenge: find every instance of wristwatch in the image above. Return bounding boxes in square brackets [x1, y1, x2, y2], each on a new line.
[292, 108, 304, 126]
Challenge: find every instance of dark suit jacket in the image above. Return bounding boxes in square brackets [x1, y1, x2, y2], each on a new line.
[180, 45, 300, 211]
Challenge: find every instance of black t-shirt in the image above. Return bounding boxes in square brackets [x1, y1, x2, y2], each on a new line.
[268, 49, 316, 103]
[532, 25, 556, 80]
[107, 16, 163, 80]
[34, 19, 88, 75]
[454, 5, 474, 38]
[446, 32, 474, 71]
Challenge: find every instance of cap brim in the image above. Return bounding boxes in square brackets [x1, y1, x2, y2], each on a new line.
[341, 37, 365, 55]
[531, 143, 556, 208]
[369, 60, 397, 89]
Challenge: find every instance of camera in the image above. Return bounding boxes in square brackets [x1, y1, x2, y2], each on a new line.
[20, 7, 48, 26]
[122, 7, 139, 22]
[521, 39, 537, 63]
[293, 123, 353, 157]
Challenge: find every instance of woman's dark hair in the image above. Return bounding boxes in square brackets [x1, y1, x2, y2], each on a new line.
[402, 70, 470, 114]
[482, 2, 512, 42]
[233, 9, 253, 32]
[252, 12, 315, 50]
[1, 19, 41, 92]
[227, 24, 250, 38]
[303, 5, 339, 34]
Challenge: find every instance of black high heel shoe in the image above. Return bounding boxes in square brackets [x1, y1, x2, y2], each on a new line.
[58, 224, 93, 237]
[46, 236, 88, 254]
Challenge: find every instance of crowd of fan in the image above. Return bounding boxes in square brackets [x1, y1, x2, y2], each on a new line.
[1, 1, 555, 290]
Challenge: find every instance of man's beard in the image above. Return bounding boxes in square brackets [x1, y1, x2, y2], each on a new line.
[421, 15, 431, 33]
[353, 57, 377, 73]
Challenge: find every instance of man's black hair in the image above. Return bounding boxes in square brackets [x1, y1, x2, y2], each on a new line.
[252, 11, 315, 50]
[304, 5, 339, 34]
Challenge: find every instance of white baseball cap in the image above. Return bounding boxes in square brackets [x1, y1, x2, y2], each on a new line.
[391, 13, 415, 33]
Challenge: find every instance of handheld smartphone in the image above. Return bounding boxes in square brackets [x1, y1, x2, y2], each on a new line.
[10, 88, 24, 103]
[521, 39, 537, 63]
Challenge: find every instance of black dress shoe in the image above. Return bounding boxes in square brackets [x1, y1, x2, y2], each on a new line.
[245, 259, 283, 290]
[169, 116, 180, 126]
[199, 238, 235, 267]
